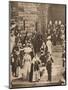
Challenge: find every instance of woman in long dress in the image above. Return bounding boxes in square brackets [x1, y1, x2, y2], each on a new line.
[22, 53, 31, 81]
[31, 54, 41, 82]
[10, 30, 15, 53]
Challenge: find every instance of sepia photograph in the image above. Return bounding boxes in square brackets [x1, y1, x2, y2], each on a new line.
[9, 1, 66, 88]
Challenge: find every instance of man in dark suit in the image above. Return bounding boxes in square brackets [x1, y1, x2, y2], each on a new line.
[46, 52, 54, 81]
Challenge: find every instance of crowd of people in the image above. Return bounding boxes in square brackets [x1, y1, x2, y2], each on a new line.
[10, 19, 65, 82]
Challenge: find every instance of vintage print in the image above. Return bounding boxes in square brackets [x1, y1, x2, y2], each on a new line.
[9, 1, 66, 88]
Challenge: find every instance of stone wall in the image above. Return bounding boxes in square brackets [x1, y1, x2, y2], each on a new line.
[10, 2, 65, 34]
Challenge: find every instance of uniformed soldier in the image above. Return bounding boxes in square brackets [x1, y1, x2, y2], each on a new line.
[46, 52, 54, 81]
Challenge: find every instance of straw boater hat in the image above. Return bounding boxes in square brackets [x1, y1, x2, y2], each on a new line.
[47, 36, 51, 40]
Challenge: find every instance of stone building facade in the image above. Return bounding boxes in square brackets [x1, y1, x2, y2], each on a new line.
[10, 2, 65, 34]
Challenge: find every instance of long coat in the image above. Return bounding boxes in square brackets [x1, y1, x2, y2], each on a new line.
[46, 56, 53, 81]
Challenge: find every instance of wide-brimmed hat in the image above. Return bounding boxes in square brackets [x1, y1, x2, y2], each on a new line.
[23, 44, 25, 47]
[47, 36, 51, 40]
[10, 24, 16, 30]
